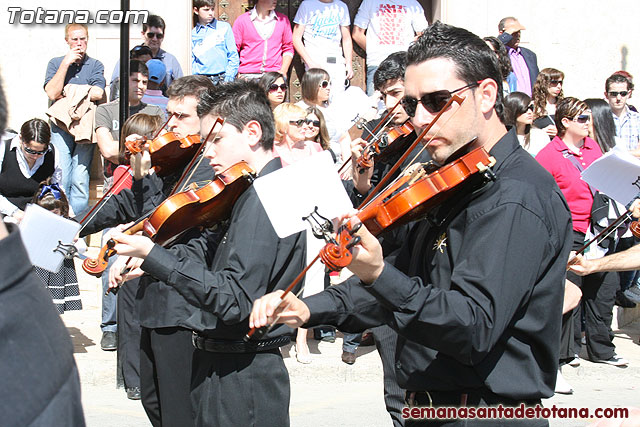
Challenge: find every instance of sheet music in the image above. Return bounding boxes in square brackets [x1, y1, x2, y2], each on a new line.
[254, 151, 353, 238]
[19, 204, 81, 273]
[581, 148, 640, 205]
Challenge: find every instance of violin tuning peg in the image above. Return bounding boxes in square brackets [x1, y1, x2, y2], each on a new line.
[345, 236, 361, 251]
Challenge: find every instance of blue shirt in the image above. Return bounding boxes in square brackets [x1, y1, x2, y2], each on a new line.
[110, 47, 184, 90]
[44, 55, 106, 89]
[192, 19, 239, 80]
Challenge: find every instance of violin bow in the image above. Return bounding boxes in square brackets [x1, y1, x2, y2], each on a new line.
[337, 98, 403, 176]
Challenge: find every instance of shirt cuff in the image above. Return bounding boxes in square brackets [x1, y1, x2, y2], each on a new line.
[141, 244, 178, 283]
[362, 263, 417, 310]
[303, 291, 341, 328]
[283, 52, 294, 58]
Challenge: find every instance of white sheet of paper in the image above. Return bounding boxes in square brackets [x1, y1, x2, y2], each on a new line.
[254, 151, 353, 238]
[581, 148, 640, 205]
[19, 204, 81, 273]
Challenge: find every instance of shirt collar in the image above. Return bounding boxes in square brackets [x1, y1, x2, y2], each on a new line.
[487, 127, 521, 172]
[250, 8, 277, 22]
[195, 19, 217, 32]
[506, 46, 522, 55]
[548, 135, 596, 153]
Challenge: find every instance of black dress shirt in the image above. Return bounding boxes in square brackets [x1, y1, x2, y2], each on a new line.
[304, 128, 573, 400]
[141, 157, 307, 339]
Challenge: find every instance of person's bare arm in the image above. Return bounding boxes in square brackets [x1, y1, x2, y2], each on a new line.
[44, 48, 83, 100]
[292, 24, 320, 69]
[341, 26, 354, 80]
[95, 127, 119, 163]
[352, 26, 366, 51]
[89, 86, 105, 102]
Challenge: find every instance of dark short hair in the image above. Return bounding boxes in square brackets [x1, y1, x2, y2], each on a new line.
[555, 97, 587, 137]
[373, 51, 407, 91]
[166, 75, 215, 100]
[20, 118, 51, 146]
[584, 98, 616, 152]
[407, 21, 505, 121]
[130, 44, 153, 59]
[301, 68, 330, 104]
[32, 177, 70, 218]
[129, 60, 149, 77]
[197, 80, 275, 151]
[605, 73, 633, 93]
[143, 15, 165, 32]
[193, 0, 216, 8]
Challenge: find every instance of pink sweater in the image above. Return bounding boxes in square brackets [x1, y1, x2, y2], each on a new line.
[232, 11, 294, 74]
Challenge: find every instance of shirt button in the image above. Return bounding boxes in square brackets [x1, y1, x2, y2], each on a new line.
[582, 163, 586, 165]
[395, 361, 402, 370]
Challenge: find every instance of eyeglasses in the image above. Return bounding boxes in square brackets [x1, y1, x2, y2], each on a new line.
[549, 80, 563, 86]
[608, 91, 629, 98]
[319, 80, 330, 89]
[269, 83, 287, 92]
[22, 143, 48, 155]
[526, 104, 534, 112]
[304, 118, 320, 127]
[146, 32, 164, 39]
[401, 82, 479, 117]
[572, 114, 590, 124]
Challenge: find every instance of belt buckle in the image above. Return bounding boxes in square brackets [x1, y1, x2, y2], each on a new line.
[191, 331, 199, 348]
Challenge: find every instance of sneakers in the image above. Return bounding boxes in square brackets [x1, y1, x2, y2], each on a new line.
[624, 285, 640, 304]
[554, 368, 573, 395]
[593, 354, 629, 367]
[567, 354, 581, 367]
[100, 331, 117, 351]
[615, 290, 637, 308]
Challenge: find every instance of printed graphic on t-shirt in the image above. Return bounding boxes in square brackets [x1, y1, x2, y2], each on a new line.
[376, 4, 408, 45]
[310, 10, 343, 39]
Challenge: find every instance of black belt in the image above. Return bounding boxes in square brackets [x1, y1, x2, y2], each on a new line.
[405, 390, 541, 408]
[192, 332, 290, 353]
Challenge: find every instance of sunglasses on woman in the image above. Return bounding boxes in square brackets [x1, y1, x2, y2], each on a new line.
[269, 83, 287, 92]
[401, 82, 479, 117]
[572, 114, 590, 124]
[319, 80, 330, 89]
[526, 104, 534, 112]
[289, 118, 321, 127]
[22, 143, 48, 155]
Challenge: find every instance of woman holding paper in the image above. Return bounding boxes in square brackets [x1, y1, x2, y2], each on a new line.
[0, 118, 62, 222]
[536, 97, 627, 395]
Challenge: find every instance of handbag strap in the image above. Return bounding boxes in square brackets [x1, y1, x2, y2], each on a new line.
[561, 148, 596, 197]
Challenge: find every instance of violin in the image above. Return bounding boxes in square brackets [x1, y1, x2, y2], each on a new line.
[322, 146, 496, 270]
[357, 121, 415, 172]
[82, 161, 256, 277]
[125, 132, 202, 177]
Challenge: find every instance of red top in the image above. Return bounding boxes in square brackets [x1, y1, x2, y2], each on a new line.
[111, 165, 133, 195]
[535, 136, 602, 233]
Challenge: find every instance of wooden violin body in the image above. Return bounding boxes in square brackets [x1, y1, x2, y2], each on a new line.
[82, 161, 256, 277]
[125, 132, 202, 177]
[322, 147, 497, 270]
[357, 122, 415, 172]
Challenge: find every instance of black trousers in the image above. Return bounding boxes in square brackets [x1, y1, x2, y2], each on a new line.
[116, 276, 141, 389]
[372, 324, 405, 427]
[191, 348, 290, 427]
[565, 231, 619, 361]
[140, 326, 196, 427]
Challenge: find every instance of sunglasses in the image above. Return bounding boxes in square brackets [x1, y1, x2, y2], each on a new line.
[608, 91, 629, 98]
[401, 82, 479, 117]
[269, 83, 287, 92]
[319, 80, 330, 89]
[146, 32, 164, 39]
[526, 104, 534, 112]
[549, 80, 563, 86]
[289, 118, 319, 127]
[573, 114, 590, 124]
[22, 143, 48, 155]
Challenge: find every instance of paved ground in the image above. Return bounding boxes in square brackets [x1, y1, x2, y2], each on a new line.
[64, 252, 640, 427]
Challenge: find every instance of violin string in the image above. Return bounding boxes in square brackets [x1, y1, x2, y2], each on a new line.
[178, 118, 226, 193]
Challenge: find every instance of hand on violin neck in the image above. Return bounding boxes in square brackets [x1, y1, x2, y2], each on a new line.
[350, 138, 373, 193]
[249, 290, 309, 330]
[111, 232, 154, 260]
[131, 150, 152, 181]
[336, 215, 384, 284]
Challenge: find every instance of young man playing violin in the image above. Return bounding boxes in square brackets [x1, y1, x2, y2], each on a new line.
[111, 80, 307, 427]
[251, 22, 573, 426]
[81, 75, 215, 425]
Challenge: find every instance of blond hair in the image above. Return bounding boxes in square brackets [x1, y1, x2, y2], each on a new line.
[273, 103, 307, 142]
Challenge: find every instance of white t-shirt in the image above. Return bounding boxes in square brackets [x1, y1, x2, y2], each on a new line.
[294, 0, 351, 60]
[353, 0, 429, 67]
